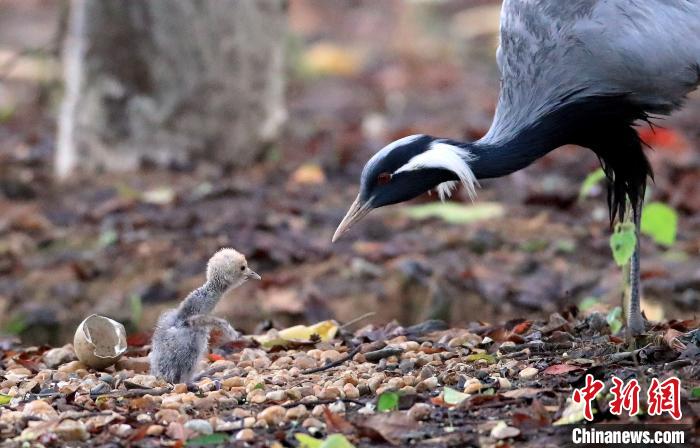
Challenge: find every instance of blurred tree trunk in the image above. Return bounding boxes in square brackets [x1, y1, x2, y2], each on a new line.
[56, 0, 287, 177]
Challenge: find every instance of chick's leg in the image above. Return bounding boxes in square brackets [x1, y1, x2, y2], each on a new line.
[186, 315, 242, 341]
[624, 200, 645, 338]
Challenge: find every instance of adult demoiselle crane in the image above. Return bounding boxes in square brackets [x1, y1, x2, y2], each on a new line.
[333, 0, 700, 336]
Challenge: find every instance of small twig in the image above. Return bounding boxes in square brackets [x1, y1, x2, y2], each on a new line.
[499, 341, 573, 353]
[302, 345, 361, 375]
[609, 343, 652, 362]
[339, 312, 376, 330]
[663, 358, 693, 370]
[364, 347, 404, 363]
[91, 386, 172, 399]
[281, 398, 366, 409]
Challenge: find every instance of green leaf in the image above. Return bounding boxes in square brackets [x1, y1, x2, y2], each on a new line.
[129, 294, 143, 326]
[691, 387, 700, 399]
[579, 168, 606, 199]
[443, 386, 470, 405]
[609, 222, 637, 266]
[465, 353, 495, 364]
[579, 296, 600, 312]
[296, 434, 323, 448]
[377, 391, 399, 412]
[404, 202, 504, 224]
[321, 434, 356, 448]
[641, 202, 678, 246]
[295, 434, 356, 448]
[0, 394, 12, 405]
[186, 433, 230, 446]
[98, 229, 118, 248]
[554, 398, 594, 425]
[606, 306, 623, 334]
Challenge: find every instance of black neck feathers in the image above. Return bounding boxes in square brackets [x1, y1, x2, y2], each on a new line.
[468, 94, 652, 223]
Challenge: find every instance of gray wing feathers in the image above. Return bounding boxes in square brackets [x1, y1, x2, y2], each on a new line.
[485, 0, 700, 142]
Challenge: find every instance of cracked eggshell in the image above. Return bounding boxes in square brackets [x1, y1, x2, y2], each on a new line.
[73, 314, 127, 369]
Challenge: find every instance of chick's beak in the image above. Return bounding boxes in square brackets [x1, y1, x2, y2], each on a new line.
[332, 195, 372, 243]
[246, 269, 261, 280]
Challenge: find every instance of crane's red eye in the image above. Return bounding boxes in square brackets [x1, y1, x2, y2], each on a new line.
[377, 172, 392, 185]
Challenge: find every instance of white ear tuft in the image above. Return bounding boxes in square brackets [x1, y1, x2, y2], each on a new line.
[395, 141, 479, 201]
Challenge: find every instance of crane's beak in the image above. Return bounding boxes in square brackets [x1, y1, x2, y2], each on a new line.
[332, 195, 372, 242]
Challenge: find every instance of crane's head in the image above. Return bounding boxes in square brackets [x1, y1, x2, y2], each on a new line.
[207, 248, 261, 290]
[332, 134, 478, 242]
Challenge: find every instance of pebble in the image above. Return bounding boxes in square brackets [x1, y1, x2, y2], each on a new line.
[115, 356, 150, 373]
[231, 408, 252, 418]
[247, 389, 266, 404]
[497, 377, 512, 390]
[257, 405, 286, 426]
[265, 390, 287, 402]
[302, 417, 324, 429]
[407, 403, 432, 421]
[491, 421, 521, 440]
[184, 419, 213, 435]
[57, 361, 88, 374]
[236, 428, 256, 441]
[285, 404, 308, 420]
[519, 367, 538, 380]
[399, 359, 416, 373]
[317, 386, 341, 400]
[155, 409, 181, 424]
[419, 365, 435, 380]
[166, 422, 186, 440]
[43, 346, 76, 368]
[343, 383, 360, 399]
[173, 383, 188, 394]
[222, 376, 245, 389]
[321, 350, 342, 364]
[129, 374, 160, 389]
[90, 382, 111, 395]
[463, 379, 482, 394]
[136, 414, 152, 424]
[400, 385, 416, 395]
[271, 356, 293, 369]
[22, 400, 59, 420]
[367, 377, 383, 394]
[54, 419, 89, 441]
[146, 425, 164, 436]
[253, 357, 271, 370]
[416, 377, 439, 392]
[110, 424, 133, 438]
[329, 400, 345, 414]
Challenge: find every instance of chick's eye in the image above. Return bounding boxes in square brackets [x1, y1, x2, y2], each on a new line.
[377, 172, 392, 185]
[240, 266, 246, 271]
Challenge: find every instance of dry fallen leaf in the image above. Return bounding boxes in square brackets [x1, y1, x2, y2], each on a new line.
[253, 320, 339, 348]
[289, 163, 326, 186]
[359, 412, 416, 445]
[543, 364, 582, 375]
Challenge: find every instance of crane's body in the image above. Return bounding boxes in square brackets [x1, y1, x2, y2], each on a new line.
[334, 0, 700, 336]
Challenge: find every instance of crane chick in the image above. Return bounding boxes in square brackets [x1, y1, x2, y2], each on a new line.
[150, 248, 260, 383]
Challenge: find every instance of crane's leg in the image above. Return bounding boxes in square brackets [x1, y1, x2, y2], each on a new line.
[624, 200, 645, 338]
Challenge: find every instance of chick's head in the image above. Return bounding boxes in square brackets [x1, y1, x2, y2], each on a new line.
[207, 248, 260, 290]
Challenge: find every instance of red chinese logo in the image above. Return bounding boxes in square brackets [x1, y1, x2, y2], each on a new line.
[572, 375, 682, 421]
[648, 377, 682, 420]
[609, 376, 640, 416]
[572, 374, 604, 421]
